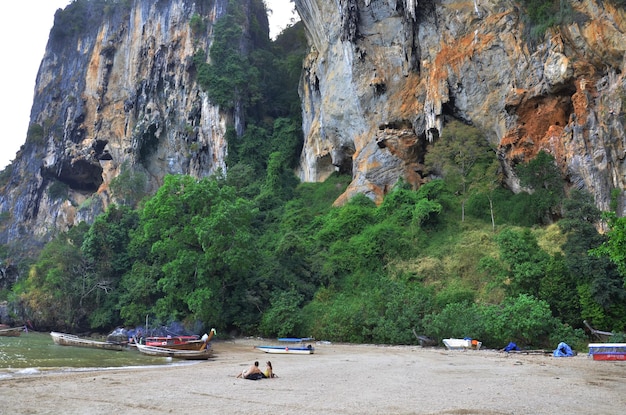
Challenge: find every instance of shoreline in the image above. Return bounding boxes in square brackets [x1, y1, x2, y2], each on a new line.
[1, 339, 625, 414]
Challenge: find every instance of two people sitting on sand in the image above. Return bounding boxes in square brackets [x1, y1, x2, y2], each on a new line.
[236, 361, 277, 380]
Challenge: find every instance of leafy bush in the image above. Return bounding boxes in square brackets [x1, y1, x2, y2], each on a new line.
[515, 150, 564, 224]
[47, 180, 70, 201]
[260, 290, 304, 337]
[481, 294, 558, 347]
[195, 4, 260, 110]
[26, 124, 44, 145]
[189, 13, 207, 36]
[109, 164, 148, 206]
[0, 164, 14, 188]
[520, 0, 571, 40]
[423, 302, 486, 342]
[548, 324, 587, 351]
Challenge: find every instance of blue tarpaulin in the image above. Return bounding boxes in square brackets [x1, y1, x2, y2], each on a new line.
[503, 342, 519, 352]
[553, 342, 574, 357]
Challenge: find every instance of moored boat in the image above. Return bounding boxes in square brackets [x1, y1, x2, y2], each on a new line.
[157, 329, 216, 350]
[135, 342, 212, 359]
[134, 328, 215, 359]
[0, 326, 25, 337]
[144, 334, 199, 347]
[50, 331, 126, 351]
[588, 343, 626, 361]
[255, 337, 315, 354]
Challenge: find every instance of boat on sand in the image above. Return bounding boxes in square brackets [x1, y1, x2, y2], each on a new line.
[255, 337, 315, 354]
[0, 326, 25, 337]
[135, 342, 212, 359]
[443, 338, 482, 350]
[588, 343, 626, 361]
[156, 329, 216, 350]
[134, 329, 215, 359]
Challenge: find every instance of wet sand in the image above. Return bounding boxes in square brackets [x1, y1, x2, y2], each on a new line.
[1, 339, 625, 414]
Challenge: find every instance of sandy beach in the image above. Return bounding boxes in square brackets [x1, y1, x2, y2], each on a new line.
[1, 339, 625, 414]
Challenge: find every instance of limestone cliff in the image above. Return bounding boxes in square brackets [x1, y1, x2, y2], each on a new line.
[2, 0, 626, 251]
[0, 0, 266, 246]
[295, 0, 626, 214]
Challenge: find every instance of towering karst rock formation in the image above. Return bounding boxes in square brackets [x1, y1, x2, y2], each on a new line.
[0, 0, 266, 247]
[295, 0, 626, 212]
[1, 0, 626, 250]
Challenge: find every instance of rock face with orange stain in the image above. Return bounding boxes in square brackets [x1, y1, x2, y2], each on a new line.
[2, 0, 626, 249]
[295, 0, 626, 212]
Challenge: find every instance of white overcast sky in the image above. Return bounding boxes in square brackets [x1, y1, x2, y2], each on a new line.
[0, 0, 298, 170]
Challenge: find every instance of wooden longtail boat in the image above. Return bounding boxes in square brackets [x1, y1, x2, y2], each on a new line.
[50, 331, 126, 351]
[134, 328, 215, 359]
[0, 326, 24, 337]
[144, 335, 199, 347]
[156, 328, 216, 350]
[135, 342, 212, 359]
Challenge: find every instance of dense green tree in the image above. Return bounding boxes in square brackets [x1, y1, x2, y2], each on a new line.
[539, 252, 580, 327]
[108, 164, 148, 206]
[561, 190, 626, 329]
[81, 205, 139, 328]
[424, 120, 494, 221]
[495, 228, 549, 297]
[119, 175, 259, 331]
[472, 159, 502, 230]
[196, 2, 261, 111]
[17, 223, 92, 330]
[480, 294, 558, 347]
[423, 301, 485, 342]
[376, 182, 443, 230]
[591, 211, 626, 282]
[515, 150, 564, 224]
[260, 290, 304, 337]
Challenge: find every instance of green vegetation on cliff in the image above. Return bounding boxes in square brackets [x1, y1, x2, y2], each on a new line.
[11, 145, 626, 348]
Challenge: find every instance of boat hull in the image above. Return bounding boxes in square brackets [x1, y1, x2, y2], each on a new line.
[50, 332, 125, 351]
[144, 335, 199, 347]
[591, 353, 626, 361]
[443, 338, 481, 350]
[135, 343, 212, 360]
[0, 326, 24, 337]
[588, 343, 626, 361]
[256, 345, 314, 354]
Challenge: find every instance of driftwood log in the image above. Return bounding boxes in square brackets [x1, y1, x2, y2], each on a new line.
[583, 320, 614, 341]
[412, 328, 437, 347]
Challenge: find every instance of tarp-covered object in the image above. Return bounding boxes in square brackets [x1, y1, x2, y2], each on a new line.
[553, 342, 574, 357]
[503, 342, 519, 352]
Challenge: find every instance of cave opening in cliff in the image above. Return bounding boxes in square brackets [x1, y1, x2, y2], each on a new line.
[442, 96, 472, 126]
[53, 160, 104, 192]
[139, 124, 160, 163]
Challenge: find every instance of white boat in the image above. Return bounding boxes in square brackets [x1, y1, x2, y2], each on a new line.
[255, 337, 315, 354]
[443, 338, 481, 350]
[255, 345, 315, 354]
